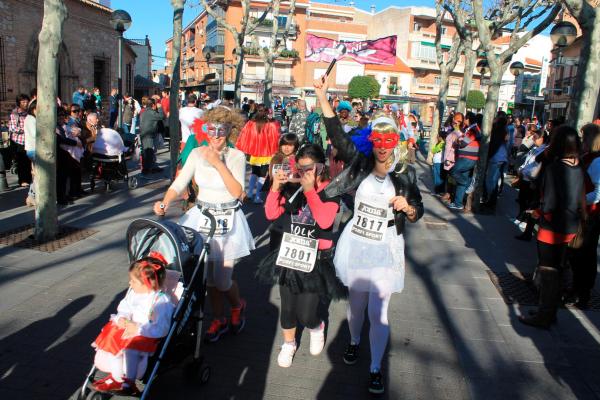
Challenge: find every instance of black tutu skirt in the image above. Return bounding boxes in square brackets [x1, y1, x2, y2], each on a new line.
[256, 249, 347, 301]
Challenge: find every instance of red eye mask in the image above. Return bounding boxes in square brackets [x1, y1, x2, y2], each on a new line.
[369, 131, 399, 149]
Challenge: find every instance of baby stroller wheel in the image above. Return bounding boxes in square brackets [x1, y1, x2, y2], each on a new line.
[128, 176, 138, 189]
[184, 360, 210, 385]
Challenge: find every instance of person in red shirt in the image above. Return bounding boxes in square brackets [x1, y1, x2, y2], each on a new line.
[160, 89, 170, 118]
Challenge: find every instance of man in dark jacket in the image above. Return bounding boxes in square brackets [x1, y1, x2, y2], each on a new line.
[109, 88, 119, 129]
[139, 98, 164, 173]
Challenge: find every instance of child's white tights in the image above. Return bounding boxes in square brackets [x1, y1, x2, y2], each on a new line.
[95, 349, 148, 382]
[347, 289, 392, 372]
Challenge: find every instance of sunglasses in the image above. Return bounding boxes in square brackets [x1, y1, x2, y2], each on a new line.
[71, 109, 81, 113]
[295, 162, 324, 176]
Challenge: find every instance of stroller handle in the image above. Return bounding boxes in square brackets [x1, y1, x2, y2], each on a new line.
[201, 208, 217, 238]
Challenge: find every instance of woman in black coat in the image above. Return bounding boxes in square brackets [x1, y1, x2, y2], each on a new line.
[519, 126, 584, 329]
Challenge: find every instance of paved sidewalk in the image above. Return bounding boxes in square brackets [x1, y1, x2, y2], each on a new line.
[0, 151, 599, 400]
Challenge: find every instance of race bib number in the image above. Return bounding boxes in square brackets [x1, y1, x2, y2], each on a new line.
[276, 233, 319, 273]
[351, 202, 388, 242]
[198, 209, 235, 237]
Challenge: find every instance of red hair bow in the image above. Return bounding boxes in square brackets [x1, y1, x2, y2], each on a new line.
[148, 251, 167, 266]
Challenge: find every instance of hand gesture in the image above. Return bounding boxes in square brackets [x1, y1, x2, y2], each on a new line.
[200, 146, 222, 168]
[389, 195, 409, 212]
[122, 321, 139, 339]
[271, 169, 288, 192]
[300, 167, 316, 193]
[153, 201, 167, 216]
[313, 76, 329, 99]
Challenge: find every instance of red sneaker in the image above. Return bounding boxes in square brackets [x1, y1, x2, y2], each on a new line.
[230, 299, 246, 335]
[204, 318, 229, 343]
[93, 375, 124, 393]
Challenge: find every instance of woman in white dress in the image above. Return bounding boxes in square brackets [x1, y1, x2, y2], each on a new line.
[315, 76, 424, 395]
[153, 106, 254, 343]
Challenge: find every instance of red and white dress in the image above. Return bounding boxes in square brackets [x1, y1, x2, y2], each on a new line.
[92, 290, 174, 358]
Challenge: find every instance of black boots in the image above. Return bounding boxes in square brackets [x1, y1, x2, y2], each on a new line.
[519, 266, 561, 329]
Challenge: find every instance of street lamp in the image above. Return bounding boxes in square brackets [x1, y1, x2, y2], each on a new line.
[202, 46, 215, 99]
[550, 21, 577, 48]
[110, 9, 132, 133]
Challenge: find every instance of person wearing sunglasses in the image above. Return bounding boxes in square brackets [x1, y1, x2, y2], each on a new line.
[153, 106, 254, 343]
[314, 75, 424, 395]
[257, 143, 346, 369]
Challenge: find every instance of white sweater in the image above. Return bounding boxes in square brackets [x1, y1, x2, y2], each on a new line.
[170, 146, 246, 204]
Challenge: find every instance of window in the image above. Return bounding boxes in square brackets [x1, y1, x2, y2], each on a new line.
[434, 76, 441, 86]
[411, 43, 436, 61]
[441, 26, 447, 35]
[414, 22, 421, 31]
[313, 68, 327, 79]
[93, 58, 109, 98]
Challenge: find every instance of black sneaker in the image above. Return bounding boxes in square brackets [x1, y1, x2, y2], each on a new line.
[343, 343, 359, 365]
[368, 370, 384, 394]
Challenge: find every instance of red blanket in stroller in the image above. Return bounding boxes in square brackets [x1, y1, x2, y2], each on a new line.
[93, 322, 160, 355]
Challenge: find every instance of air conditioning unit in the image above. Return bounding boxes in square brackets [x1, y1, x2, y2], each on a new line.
[563, 86, 572, 96]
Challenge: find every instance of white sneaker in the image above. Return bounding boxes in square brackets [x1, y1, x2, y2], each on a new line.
[277, 342, 297, 368]
[309, 322, 325, 356]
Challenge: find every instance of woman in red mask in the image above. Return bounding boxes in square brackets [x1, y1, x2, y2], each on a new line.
[314, 76, 424, 395]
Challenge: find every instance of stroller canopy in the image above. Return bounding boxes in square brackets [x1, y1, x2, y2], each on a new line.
[126, 218, 203, 283]
[93, 128, 128, 156]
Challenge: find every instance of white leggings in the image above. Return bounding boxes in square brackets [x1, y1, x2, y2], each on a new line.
[347, 289, 392, 372]
[94, 349, 148, 382]
[206, 259, 235, 291]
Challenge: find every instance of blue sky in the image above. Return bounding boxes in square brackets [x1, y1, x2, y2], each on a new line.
[111, 0, 434, 69]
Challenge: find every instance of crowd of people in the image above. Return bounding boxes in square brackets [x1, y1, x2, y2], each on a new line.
[429, 106, 600, 327]
[148, 75, 424, 395]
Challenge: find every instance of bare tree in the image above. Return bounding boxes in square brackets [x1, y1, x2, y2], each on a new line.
[457, 46, 477, 112]
[428, 0, 464, 163]
[561, 0, 600, 128]
[199, 0, 272, 107]
[35, 0, 67, 241]
[254, 0, 297, 108]
[169, 0, 186, 181]
[470, 0, 561, 210]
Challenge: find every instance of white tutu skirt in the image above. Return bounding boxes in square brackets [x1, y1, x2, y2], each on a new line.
[334, 224, 405, 294]
[179, 208, 255, 262]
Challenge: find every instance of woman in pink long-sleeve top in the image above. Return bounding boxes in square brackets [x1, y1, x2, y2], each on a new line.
[256, 143, 346, 369]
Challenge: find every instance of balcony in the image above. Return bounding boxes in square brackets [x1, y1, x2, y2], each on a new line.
[243, 46, 299, 60]
[242, 74, 295, 88]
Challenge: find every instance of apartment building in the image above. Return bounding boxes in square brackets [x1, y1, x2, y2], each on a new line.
[166, 1, 387, 104]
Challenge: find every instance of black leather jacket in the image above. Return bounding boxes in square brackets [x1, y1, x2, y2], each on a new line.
[322, 116, 424, 235]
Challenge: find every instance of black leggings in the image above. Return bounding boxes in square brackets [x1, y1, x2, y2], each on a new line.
[537, 240, 568, 269]
[279, 285, 320, 330]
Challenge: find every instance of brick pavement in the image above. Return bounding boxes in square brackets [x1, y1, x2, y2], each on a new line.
[0, 151, 599, 400]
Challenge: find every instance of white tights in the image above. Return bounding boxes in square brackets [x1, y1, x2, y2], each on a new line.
[94, 349, 148, 382]
[347, 289, 392, 372]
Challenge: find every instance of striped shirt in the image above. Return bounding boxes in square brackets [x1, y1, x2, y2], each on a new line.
[457, 124, 481, 161]
[9, 108, 27, 145]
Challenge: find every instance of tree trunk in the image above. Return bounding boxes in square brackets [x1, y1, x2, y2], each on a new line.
[234, 45, 245, 107]
[427, 74, 451, 164]
[472, 68, 502, 211]
[169, 0, 185, 181]
[458, 47, 476, 113]
[35, 0, 67, 241]
[568, 11, 600, 128]
[263, 58, 274, 108]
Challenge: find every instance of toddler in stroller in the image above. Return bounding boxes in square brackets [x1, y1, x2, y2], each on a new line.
[91, 128, 134, 191]
[90, 251, 174, 395]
